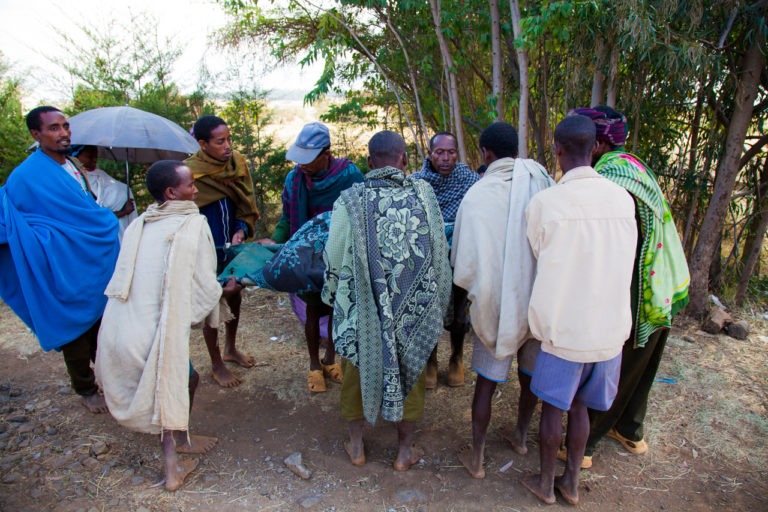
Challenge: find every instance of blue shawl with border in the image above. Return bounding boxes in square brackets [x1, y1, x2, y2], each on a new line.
[0, 149, 120, 350]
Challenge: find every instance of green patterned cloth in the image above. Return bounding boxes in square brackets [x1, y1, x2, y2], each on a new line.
[322, 167, 451, 424]
[595, 150, 690, 348]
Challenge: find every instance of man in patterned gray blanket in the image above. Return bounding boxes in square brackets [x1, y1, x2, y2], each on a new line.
[322, 130, 451, 471]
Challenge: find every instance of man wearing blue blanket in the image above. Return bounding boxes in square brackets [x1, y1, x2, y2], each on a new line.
[0, 106, 120, 413]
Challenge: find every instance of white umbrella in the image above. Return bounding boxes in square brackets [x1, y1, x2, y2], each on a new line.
[69, 106, 198, 162]
[68, 106, 199, 196]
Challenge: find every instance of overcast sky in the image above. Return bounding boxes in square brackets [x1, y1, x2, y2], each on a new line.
[0, 0, 321, 106]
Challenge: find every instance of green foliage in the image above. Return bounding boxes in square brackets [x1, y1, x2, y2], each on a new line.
[0, 55, 31, 185]
[50, 13, 219, 213]
[221, 88, 293, 237]
[215, 0, 768, 300]
[58, 14, 212, 129]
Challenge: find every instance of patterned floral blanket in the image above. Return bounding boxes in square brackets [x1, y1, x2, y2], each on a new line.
[322, 167, 452, 424]
[219, 212, 331, 294]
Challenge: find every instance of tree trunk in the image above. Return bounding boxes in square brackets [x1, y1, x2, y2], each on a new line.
[591, 38, 607, 107]
[606, 44, 619, 107]
[735, 156, 768, 305]
[509, 0, 528, 157]
[490, 0, 503, 120]
[383, 9, 428, 158]
[687, 34, 765, 317]
[429, 0, 467, 161]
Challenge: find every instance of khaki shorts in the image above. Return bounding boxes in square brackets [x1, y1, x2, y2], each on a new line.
[471, 334, 541, 382]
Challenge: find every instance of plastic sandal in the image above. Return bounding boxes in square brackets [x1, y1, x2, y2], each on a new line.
[608, 428, 648, 454]
[307, 369, 327, 393]
[321, 362, 343, 384]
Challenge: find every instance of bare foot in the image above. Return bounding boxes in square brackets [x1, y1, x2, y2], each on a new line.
[211, 366, 242, 388]
[175, 434, 218, 454]
[165, 458, 199, 492]
[80, 394, 108, 414]
[458, 444, 485, 479]
[554, 474, 579, 505]
[499, 427, 528, 455]
[344, 439, 365, 467]
[223, 349, 255, 368]
[394, 444, 424, 471]
[521, 474, 556, 505]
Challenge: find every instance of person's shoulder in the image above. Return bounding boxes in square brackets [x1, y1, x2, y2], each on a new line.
[530, 183, 560, 201]
[454, 163, 479, 179]
[5, 153, 39, 185]
[461, 173, 496, 198]
[183, 151, 201, 165]
[284, 166, 299, 181]
[339, 159, 364, 178]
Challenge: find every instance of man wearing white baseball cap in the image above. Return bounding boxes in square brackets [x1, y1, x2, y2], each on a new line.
[259, 122, 364, 393]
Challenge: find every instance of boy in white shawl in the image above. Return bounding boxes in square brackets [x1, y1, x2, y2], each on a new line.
[452, 122, 554, 478]
[96, 160, 241, 491]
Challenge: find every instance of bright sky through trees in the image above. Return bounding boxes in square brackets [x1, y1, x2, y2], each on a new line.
[0, 0, 321, 105]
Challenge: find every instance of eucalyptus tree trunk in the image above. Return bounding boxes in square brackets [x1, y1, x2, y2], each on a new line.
[429, 0, 467, 161]
[591, 38, 607, 106]
[382, 11, 428, 159]
[735, 156, 768, 305]
[687, 35, 765, 317]
[509, 0, 528, 157]
[490, 0, 503, 120]
[606, 45, 619, 107]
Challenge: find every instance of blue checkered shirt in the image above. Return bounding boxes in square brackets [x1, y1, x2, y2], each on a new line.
[410, 159, 479, 222]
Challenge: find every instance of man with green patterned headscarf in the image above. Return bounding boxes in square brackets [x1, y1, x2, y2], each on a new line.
[569, 107, 690, 466]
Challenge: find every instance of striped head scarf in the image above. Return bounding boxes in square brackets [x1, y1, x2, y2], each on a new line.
[569, 107, 628, 146]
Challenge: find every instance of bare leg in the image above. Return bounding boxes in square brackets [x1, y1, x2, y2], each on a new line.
[174, 370, 218, 453]
[447, 287, 467, 387]
[394, 421, 424, 471]
[506, 370, 538, 455]
[162, 431, 199, 491]
[204, 325, 241, 388]
[554, 401, 588, 505]
[344, 419, 366, 466]
[305, 303, 325, 372]
[320, 308, 336, 366]
[425, 347, 438, 389]
[522, 401, 562, 505]
[459, 375, 496, 478]
[222, 289, 254, 367]
[80, 393, 108, 414]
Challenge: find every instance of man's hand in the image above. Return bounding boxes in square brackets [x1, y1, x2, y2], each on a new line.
[231, 229, 246, 246]
[222, 277, 243, 298]
[115, 199, 135, 218]
[255, 238, 277, 245]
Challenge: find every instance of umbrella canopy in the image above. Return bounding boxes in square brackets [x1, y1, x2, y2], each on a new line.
[68, 106, 199, 163]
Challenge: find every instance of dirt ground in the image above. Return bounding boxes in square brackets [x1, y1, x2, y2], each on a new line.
[0, 289, 766, 511]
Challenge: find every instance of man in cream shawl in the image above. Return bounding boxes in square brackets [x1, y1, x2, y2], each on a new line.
[96, 160, 240, 491]
[451, 122, 555, 479]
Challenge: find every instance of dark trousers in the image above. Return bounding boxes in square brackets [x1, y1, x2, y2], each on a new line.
[586, 327, 669, 455]
[60, 319, 101, 396]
